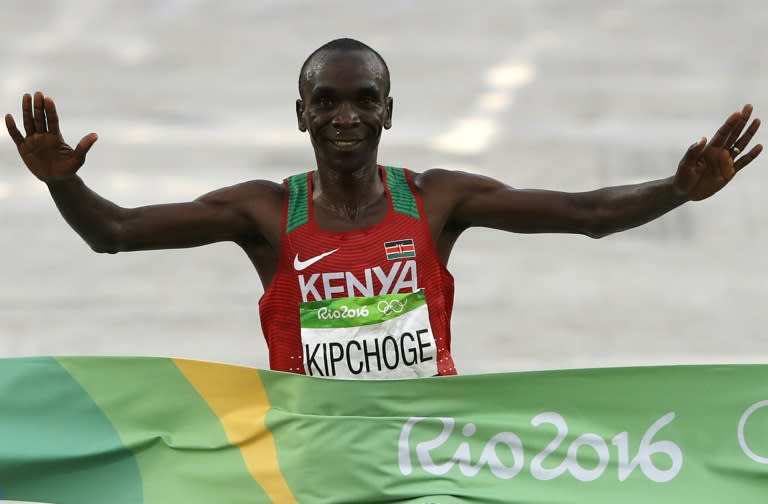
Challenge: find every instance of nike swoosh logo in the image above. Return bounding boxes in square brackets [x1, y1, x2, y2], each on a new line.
[293, 248, 339, 271]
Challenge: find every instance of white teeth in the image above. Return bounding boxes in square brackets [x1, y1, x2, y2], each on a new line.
[333, 140, 359, 146]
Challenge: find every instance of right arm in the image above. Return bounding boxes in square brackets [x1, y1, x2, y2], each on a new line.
[6, 92, 281, 253]
[45, 175, 279, 253]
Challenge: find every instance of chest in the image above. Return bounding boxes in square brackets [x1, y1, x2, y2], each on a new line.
[312, 196, 389, 232]
[284, 213, 425, 303]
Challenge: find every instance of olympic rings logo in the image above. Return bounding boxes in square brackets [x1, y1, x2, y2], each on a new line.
[377, 299, 406, 315]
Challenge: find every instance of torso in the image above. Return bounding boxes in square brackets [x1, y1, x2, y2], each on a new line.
[256, 166, 458, 378]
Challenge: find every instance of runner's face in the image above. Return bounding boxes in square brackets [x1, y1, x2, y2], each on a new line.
[297, 51, 393, 172]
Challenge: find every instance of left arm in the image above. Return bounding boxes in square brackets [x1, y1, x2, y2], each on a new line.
[444, 104, 762, 238]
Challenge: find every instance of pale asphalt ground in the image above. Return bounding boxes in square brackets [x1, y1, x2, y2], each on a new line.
[1, 0, 767, 374]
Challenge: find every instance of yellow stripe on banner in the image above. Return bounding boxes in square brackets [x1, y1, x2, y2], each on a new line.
[174, 359, 298, 504]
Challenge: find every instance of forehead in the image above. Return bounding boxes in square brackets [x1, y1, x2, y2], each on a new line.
[302, 50, 387, 95]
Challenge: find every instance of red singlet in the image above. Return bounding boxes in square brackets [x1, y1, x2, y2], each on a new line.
[259, 166, 457, 378]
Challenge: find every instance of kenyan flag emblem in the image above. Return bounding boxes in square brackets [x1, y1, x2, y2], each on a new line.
[384, 239, 416, 260]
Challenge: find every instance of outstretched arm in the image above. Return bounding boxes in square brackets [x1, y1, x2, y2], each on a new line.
[6, 92, 281, 252]
[439, 105, 762, 238]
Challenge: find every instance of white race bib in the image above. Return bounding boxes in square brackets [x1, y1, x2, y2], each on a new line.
[299, 290, 438, 379]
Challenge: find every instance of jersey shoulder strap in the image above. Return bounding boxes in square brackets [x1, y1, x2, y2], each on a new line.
[284, 171, 310, 235]
[383, 165, 420, 220]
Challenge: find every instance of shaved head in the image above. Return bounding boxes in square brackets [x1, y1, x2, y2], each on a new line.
[299, 38, 390, 98]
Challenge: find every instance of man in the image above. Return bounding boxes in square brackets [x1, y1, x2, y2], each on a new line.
[5, 38, 762, 379]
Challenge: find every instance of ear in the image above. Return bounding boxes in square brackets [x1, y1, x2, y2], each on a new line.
[296, 99, 307, 132]
[383, 96, 393, 129]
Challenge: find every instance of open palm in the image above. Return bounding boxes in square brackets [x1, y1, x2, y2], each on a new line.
[5, 91, 98, 182]
[674, 104, 762, 201]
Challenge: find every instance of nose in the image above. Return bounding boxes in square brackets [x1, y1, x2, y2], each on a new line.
[331, 101, 360, 128]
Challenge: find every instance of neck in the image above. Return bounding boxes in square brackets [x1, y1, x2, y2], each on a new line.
[313, 161, 385, 221]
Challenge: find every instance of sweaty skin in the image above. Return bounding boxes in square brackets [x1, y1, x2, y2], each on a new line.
[4, 49, 763, 294]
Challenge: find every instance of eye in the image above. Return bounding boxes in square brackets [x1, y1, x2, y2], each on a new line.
[316, 96, 333, 108]
[359, 94, 378, 107]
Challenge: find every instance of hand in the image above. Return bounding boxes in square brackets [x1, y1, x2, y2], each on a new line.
[5, 91, 98, 182]
[674, 104, 762, 201]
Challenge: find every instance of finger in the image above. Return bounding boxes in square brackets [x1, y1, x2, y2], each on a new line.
[33, 91, 46, 133]
[22, 93, 34, 137]
[723, 104, 752, 149]
[44, 96, 60, 135]
[679, 137, 708, 165]
[734, 144, 763, 172]
[709, 110, 742, 148]
[5, 114, 25, 146]
[73, 133, 99, 162]
[731, 118, 761, 153]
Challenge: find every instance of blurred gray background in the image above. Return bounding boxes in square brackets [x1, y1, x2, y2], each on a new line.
[1, 0, 766, 374]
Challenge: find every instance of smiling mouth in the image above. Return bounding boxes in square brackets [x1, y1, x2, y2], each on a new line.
[330, 139, 363, 148]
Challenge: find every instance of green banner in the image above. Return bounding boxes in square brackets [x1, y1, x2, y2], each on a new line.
[0, 357, 767, 503]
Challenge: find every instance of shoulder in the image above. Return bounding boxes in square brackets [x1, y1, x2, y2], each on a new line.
[411, 167, 509, 197]
[410, 168, 456, 194]
[194, 179, 287, 245]
[193, 179, 286, 233]
[196, 179, 286, 208]
[410, 168, 519, 231]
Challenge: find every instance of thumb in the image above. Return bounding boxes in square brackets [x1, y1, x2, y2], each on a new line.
[674, 137, 708, 196]
[679, 136, 707, 166]
[73, 132, 98, 161]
